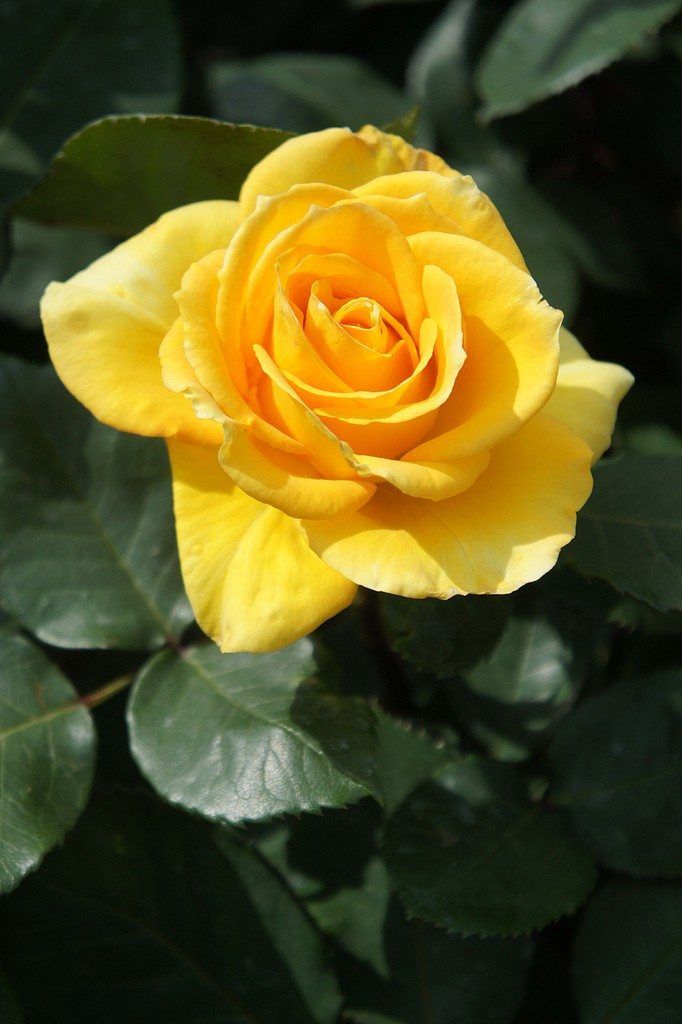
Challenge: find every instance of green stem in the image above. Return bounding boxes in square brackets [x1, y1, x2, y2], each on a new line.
[357, 589, 415, 718]
[80, 673, 134, 709]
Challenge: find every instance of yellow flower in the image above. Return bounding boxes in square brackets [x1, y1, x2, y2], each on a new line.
[41, 126, 633, 653]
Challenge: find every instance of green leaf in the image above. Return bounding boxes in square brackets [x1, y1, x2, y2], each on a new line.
[0, 0, 180, 276]
[381, 593, 510, 679]
[626, 424, 682, 457]
[573, 879, 682, 1024]
[384, 758, 596, 937]
[374, 710, 453, 814]
[0, 789, 342, 1023]
[464, 153, 581, 316]
[15, 116, 292, 236]
[450, 613, 584, 762]
[406, 0, 489, 145]
[548, 669, 682, 876]
[476, 0, 682, 120]
[258, 803, 533, 1023]
[0, 357, 191, 649]
[0, 630, 95, 895]
[0, 0, 179, 186]
[207, 53, 410, 135]
[569, 454, 682, 611]
[0, 219, 108, 328]
[405, 0, 581, 315]
[343, 900, 532, 1024]
[128, 639, 380, 823]
[538, 180, 641, 292]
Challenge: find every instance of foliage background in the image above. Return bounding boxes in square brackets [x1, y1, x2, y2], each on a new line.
[0, 1, 681, 1022]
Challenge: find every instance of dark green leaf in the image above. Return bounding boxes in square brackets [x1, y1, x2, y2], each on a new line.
[0, 357, 191, 649]
[375, 710, 453, 814]
[0, 0, 180, 273]
[406, 0, 488, 146]
[569, 454, 682, 611]
[0, 630, 94, 895]
[258, 804, 533, 1024]
[0, 219, 108, 328]
[573, 879, 682, 1024]
[15, 116, 292, 236]
[0, 789, 342, 1023]
[381, 593, 510, 679]
[0, 0, 179, 186]
[464, 153, 581, 316]
[539, 180, 641, 292]
[476, 0, 682, 119]
[384, 758, 596, 937]
[207, 54, 410, 135]
[0, 969, 22, 1024]
[343, 899, 532, 1024]
[451, 613, 583, 762]
[128, 639, 379, 823]
[548, 669, 682, 876]
[626, 425, 682, 457]
[406, 0, 582, 314]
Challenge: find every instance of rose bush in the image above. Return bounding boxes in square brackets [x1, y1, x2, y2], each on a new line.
[41, 125, 632, 653]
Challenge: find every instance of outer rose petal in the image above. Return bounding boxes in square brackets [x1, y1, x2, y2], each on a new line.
[239, 126, 452, 218]
[167, 440, 357, 653]
[354, 171, 525, 271]
[301, 414, 593, 598]
[41, 201, 240, 442]
[543, 328, 634, 463]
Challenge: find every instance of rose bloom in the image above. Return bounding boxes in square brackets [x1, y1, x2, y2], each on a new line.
[41, 126, 632, 653]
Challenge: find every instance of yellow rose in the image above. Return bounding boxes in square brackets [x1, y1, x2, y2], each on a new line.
[41, 126, 633, 653]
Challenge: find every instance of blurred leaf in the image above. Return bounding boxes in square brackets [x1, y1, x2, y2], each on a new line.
[548, 668, 682, 876]
[384, 758, 596, 937]
[15, 116, 292, 236]
[626, 424, 682, 456]
[608, 594, 682, 635]
[128, 638, 379, 823]
[207, 53, 410, 134]
[381, 593, 510, 679]
[0, 789, 342, 1023]
[464, 151, 581, 316]
[405, 0, 587, 315]
[451, 613, 583, 762]
[312, 857, 391, 976]
[0, 219, 108, 328]
[406, 0, 490, 146]
[0, 630, 94, 895]
[539, 180, 641, 291]
[569, 454, 682, 611]
[476, 0, 682, 120]
[0, 0, 180, 276]
[0, 0, 179, 183]
[0, 357, 191, 649]
[573, 879, 682, 1024]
